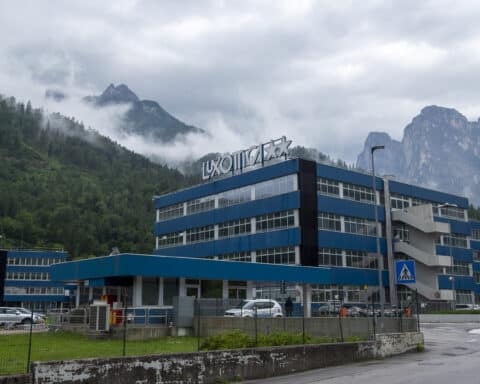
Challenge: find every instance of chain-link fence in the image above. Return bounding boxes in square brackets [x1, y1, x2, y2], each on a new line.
[0, 296, 420, 376]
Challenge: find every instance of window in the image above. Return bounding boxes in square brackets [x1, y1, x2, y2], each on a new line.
[318, 212, 341, 231]
[158, 203, 184, 222]
[311, 285, 362, 303]
[318, 248, 342, 267]
[439, 206, 465, 220]
[317, 178, 340, 196]
[472, 229, 480, 241]
[256, 210, 295, 233]
[344, 216, 377, 236]
[345, 250, 378, 269]
[256, 247, 296, 264]
[412, 198, 431, 207]
[218, 252, 252, 262]
[158, 231, 184, 248]
[474, 272, 480, 284]
[343, 183, 376, 204]
[186, 196, 215, 215]
[474, 251, 480, 261]
[443, 234, 468, 248]
[255, 175, 296, 200]
[393, 225, 409, 242]
[218, 218, 251, 238]
[447, 260, 470, 276]
[455, 289, 473, 305]
[186, 225, 215, 244]
[390, 193, 410, 210]
[218, 186, 251, 208]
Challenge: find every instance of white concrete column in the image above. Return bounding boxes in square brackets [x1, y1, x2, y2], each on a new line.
[294, 209, 300, 227]
[155, 236, 159, 250]
[179, 278, 186, 297]
[303, 284, 312, 318]
[339, 182, 344, 198]
[342, 250, 347, 267]
[75, 286, 80, 308]
[222, 280, 229, 299]
[102, 286, 107, 295]
[158, 277, 164, 306]
[295, 246, 301, 265]
[156, 209, 159, 222]
[250, 217, 256, 234]
[340, 216, 346, 232]
[183, 202, 188, 216]
[214, 224, 219, 240]
[246, 281, 254, 299]
[251, 251, 257, 263]
[133, 276, 143, 306]
[292, 174, 299, 191]
[88, 287, 93, 302]
[182, 231, 187, 245]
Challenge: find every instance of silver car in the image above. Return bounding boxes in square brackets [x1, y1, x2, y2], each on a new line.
[224, 299, 284, 318]
[0, 307, 36, 326]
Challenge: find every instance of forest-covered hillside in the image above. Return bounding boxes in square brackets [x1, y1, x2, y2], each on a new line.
[0, 95, 193, 258]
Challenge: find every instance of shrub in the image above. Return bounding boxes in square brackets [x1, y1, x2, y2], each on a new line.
[200, 330, 254, 351]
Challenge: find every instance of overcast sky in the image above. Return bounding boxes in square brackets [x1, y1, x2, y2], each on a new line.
[1, 0, 480, 163]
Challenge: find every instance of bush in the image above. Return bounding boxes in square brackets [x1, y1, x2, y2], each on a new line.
[200, 330, 255, 351]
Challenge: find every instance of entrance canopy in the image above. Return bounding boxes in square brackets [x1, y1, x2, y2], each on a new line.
[50, 254, 385, 286]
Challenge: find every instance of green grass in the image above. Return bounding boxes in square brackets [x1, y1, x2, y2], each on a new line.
[0, 332, 198, 375]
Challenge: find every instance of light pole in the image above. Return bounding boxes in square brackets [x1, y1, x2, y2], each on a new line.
[371, 145, 385, 322]
[449, 276, 456, 310]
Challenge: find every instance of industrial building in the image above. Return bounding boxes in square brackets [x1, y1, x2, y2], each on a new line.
[47, 139, 480, 315]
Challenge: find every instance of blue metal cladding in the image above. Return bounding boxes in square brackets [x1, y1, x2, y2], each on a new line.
[154, 192, 300, 235]
[470, 221, 480, 230]
[318, 231, 387, 254]
[154, 159, 300, 209]
[388, 180, 469, 209]
[470, 240, 480, 251]
[438, 275, 475, 290]
[3, 295, 68, 302]
[155, 228, 301, 258]
[50, 254, 388, 287]
[434, 217, 471, 235]
[7, 250, 68, 259]
[317, 195, 386, 222]
[330, 267, 389, 286]
[473, 262, 480, 273]
[4, 281, 64, 287]
[7, 266, 52, 273]
[436, 245, 473, 262]
[316, 164, 384, 190]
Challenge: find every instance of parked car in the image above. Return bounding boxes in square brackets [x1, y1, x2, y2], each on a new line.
[344, 303, 367, 317]
[314, 301, 342, 316]
[13, 307, 45, 323]
[224, 299, 283, 318]
[455, 304, 480, 311]
[0, 307, 36, 326]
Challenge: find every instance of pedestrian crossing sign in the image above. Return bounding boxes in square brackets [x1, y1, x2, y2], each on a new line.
[395, 260, 416, 284]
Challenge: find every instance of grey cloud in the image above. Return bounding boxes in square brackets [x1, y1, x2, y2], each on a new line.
[1, 0, 480, 163]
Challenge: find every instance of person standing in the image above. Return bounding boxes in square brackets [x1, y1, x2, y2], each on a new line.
[285, 296, 293, 317]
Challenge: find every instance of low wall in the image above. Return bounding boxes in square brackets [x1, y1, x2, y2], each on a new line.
[196, 317, 417, 339]
[30, 332, 422, 384]
[0, 374, 31, 384]
[420, 314, 480, 323]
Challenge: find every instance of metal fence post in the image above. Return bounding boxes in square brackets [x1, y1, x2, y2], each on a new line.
[338, 303, 344, 343]
[371, 295, 376, 340]
[197, 299, 201, 351]
[302, 302, 305, 344]
[26, 304, 34, 373]
[254, 307, 258, 346]
[122, 295, 128, 356]
[415, 289, 420, 332]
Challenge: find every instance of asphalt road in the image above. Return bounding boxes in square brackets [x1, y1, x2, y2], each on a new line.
[245, 322, 480, 384]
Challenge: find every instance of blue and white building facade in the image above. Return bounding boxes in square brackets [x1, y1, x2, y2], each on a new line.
[153, 156, 480, 308]
[1, 250, 69, 310]
[49, 139, 480, 313]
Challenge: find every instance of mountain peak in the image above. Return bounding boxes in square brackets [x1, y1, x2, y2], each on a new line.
[97, 83, 139, 105]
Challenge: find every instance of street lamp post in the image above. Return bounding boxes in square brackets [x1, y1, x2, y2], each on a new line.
[449, 276, 456, 310]
[371, 145, 385, 323]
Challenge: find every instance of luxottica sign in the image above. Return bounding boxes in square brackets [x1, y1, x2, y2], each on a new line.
[202, 136, 292, 180]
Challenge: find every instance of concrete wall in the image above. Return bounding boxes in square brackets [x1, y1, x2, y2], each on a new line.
[0, 374, 31, 384]
[195, 317, 418, 339]
[420, 314, 480, 323]
[30, 332, 422, 384]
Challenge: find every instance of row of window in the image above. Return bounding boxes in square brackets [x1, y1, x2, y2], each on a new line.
[7, 257, 62, 266]
[4, 287, 64, 295]
[317, 178, 377, 204]
[157, 175, 296, 222]
[317, 212, 379, 237]
[318, 248, 378, 269]
[210, 247, 296, 265]
[311, 284, 362, 303]
[472, 229, 480, 241]
[446, 261, 471, 276]
[6, 272, 50, 281]
[158, 210, 296, 248]
[436, 234, 469, 248]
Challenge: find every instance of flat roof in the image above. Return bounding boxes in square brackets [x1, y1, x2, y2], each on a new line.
[50, 253, 385, 287]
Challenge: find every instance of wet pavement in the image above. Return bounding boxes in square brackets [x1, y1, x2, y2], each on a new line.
[245, 322, 480, 384]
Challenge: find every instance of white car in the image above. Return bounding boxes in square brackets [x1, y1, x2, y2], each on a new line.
[0, 307, 36, 326]
[224, 299, 283, 318]
[13, 307, 45, 323]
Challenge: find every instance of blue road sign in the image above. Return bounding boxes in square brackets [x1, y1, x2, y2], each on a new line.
[396, 260, 416, 284]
